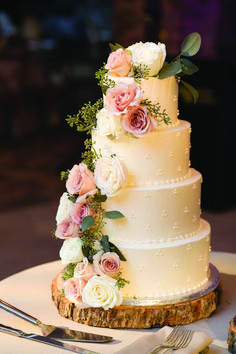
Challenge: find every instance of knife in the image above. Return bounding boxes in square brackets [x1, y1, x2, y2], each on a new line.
[0, 323, 100, 354]
[0, 299, 113, 342]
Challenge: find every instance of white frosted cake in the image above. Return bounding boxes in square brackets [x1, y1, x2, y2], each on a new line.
[53, 33, 213, 312]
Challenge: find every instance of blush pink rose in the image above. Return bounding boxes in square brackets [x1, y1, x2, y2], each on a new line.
[70, 202, 94, 228]
[74, 259, 97, 282]
[105, 48, 131, 77]
[105, 82, 143, 115]
[64, 277, 87, 303]
[93, 251, 121, 278]
[122, 105, 157, 137]
[55, 217, 80, 239]
[66, 163, 96, 196]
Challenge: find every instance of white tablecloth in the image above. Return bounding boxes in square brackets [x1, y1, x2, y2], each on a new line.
[0, 251, 235, 354]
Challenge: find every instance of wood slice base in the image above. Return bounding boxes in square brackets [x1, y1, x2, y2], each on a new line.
[228, 316, 236, 353]
[51, 271, 222, 329]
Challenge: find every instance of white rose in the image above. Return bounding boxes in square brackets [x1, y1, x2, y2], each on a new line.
[126, 41, 143, 53]
[94, 156, 128, 197]
[130, 42, 166, 76]
[59, 237, 84, 264]
[82, 275, 122, 310]
[96, 108, 124, 139]
[56, 192, 74, 225]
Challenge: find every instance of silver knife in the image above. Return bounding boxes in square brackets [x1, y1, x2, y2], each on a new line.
[0, 299, 113, 342]
[0, 323, 100, 354]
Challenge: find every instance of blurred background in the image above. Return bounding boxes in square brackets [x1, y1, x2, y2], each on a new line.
[0, 0, 236, 280]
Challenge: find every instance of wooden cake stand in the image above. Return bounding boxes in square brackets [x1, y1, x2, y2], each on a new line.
[51, 264, 221, 329]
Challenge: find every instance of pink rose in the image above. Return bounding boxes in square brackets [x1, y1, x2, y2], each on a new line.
[55, 217, 80, 239]
[74, 259, 97, 282]
[66, 163, 96, 196]
[122, 105, 157, 137]
[64, 277, 87, 303]
[105, 48, 131, 77]
[105, 83, 143, 115]
[93, 251, 121, 278]
[70, 202, 94, 228]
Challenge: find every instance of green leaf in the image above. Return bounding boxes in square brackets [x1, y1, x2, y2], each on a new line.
[101, 234, 110, 252]
[109, 43, 125, 52]
[181, 32, 201, 57]
[105, 211, 125, 219]
[108, 241, 127, 261]
[158, 61, 182, 79]
[180, 80, 199, 104]
[82, 245, 90, 258]
[95, 194, 107, 203]
[180, 59, 199, 75]
[81, 215, 94, 232]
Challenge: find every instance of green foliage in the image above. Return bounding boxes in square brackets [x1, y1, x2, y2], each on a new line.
[105, 211, 125, 219]
[62, 263, 77, 281]
[180, 79, 199, 104]
[95, 64, 116, 94]
[101, 235, 127, 261]
[81, 138, 101, 172]
[81, 215, 95, 232]
[131, 64, 150, 83]
[66, 98, 103, 134]
[115, 272, 130, 290]
[109, 43, 125, 52]
[141, 99, 171, 125]
[181, 32, 201, 56]
[60, 169, 70, 181]
[158, 32, 201, 103]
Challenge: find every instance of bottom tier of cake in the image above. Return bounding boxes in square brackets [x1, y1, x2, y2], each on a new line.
[51, 265, 221, 328]
[114, 219, 210, 300]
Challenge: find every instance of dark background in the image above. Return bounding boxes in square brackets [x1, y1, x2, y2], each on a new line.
[0, 0, 236, 279]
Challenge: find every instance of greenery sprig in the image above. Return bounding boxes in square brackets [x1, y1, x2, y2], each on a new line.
[115, 272, 130, 290]
[141, 98, 171, 125]
[158, 32, 201, 103]
[62, 263, 77, 281]
[66, 98, 103, 134]
[95, 64, 116, 94]
[131, 64, 150, 83]
[81, 138, 102, 172]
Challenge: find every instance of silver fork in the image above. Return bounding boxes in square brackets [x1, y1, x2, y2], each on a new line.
[162, 329, 194, 353]
[147, 327, 186, 354]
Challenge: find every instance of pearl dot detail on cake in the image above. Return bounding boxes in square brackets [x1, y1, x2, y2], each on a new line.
[155, 250, 163, 256]
[145, 225, 152, 231]
[172, 261, 180, 269]
[144, 153, 151, 160]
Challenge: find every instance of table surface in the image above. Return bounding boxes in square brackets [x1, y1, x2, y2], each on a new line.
[0, 251, 235, 354]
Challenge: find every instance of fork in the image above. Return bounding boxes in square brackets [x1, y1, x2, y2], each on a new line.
[147, 327, 186, 354]
[161, 329, 194, 353]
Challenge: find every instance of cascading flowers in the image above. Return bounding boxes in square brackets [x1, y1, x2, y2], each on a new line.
[55, 158, 129, 310]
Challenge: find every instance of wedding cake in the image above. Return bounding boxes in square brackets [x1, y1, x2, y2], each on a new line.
[52, 33, 219, 326]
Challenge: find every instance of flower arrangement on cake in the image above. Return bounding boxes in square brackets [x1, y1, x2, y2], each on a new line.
[53, 33, 202, 312]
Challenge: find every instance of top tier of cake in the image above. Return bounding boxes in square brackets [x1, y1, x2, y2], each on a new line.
[106, 75, 179, 128]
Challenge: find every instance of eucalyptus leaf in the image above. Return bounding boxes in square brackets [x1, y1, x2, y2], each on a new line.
[180, 80, 199, 104]
[158, 61, 182, 79]
[108, 241, 127, 261]
[181, 32, 201, 57]
[105, 211, 125, 219]
[180, 59, 199, 75]
[81, 215, 94, 232]
[101, 234, 110, 252]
